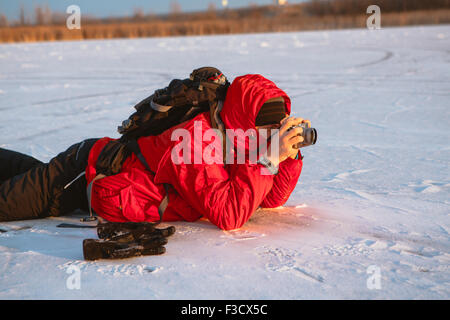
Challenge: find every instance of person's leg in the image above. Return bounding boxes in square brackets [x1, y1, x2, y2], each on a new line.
[0, 138, 99, 222]
[0, 148, 43, 184]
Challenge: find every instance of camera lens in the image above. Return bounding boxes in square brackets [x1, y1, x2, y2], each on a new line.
[291, 123, 317, 148]
[311, 128, 317, 145]
[302, 128, 317, 147]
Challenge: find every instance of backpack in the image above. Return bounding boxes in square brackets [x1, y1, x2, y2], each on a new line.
[86, 67, 230, 223]
[96, 66, 229, 175]
[118, 66, 229, 141]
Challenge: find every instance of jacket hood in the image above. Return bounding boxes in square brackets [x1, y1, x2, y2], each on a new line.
[220, 74, 291, 132]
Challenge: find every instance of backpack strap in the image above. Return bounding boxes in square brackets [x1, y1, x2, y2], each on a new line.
[209, 100, 227, 164]
[84, 173, 106, 222]
[124, 139, 154, 174]
[150, 99, 173, 113]
[125, 139, 170, 224]
[158, 183, 170, 224]
[86, 139, 170, 224]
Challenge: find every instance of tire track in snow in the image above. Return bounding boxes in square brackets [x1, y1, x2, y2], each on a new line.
[17, 125, 72, 141]
[352, 50, 394, 68]
[31, 87, 152, 106]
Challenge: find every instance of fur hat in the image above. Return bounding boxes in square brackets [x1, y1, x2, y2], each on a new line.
[255, 96, 286, 126]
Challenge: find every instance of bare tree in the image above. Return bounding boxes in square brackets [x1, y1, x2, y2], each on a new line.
[133, 7, 145, 21]
[35, 5, 44, 25]
[51, 12, 66, 25]
[0, 14, 8, 27]
[207, 2, 217, 19]
[148, 9, 158, 21]
[170, 0, 182, 17]
[208, 2, 217, 11]
[248, 2, 262, 19]
[43, 4, 52, 24]
[19, 5, 26, 26]
[34, 4, 51, 25]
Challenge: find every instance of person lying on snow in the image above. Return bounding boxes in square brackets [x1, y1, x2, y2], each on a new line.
[0, 74, 309, 234]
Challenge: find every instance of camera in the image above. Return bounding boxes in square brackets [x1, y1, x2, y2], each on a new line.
[290, 123, 317, 148]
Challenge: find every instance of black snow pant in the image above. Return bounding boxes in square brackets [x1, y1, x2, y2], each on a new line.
[0, 138, 99, 222]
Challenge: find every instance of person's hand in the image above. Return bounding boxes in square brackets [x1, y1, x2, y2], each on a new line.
[265, 116, 310, 166]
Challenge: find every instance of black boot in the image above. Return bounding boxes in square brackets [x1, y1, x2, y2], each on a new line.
[97, 220, 176, 241]
[83, 238, 167, 260]
[83, 221, 175, 260]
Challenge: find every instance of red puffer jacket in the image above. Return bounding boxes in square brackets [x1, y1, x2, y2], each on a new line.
[85, 74, 303, 230]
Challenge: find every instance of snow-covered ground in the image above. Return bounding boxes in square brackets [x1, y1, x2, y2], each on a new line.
[0, 25, 449, 299]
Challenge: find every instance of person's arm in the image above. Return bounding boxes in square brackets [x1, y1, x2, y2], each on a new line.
[258, 116, 309, 208]
[154, 150, 275, 231]
[259, 151, 303, 208]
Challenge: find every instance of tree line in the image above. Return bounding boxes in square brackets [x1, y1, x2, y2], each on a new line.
[0, 0, 449, 42]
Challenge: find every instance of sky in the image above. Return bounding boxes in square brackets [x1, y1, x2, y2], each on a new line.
[0, 0, 307, 21]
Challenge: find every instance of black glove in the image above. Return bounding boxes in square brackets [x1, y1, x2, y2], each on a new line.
[83, 221, 175, 260]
